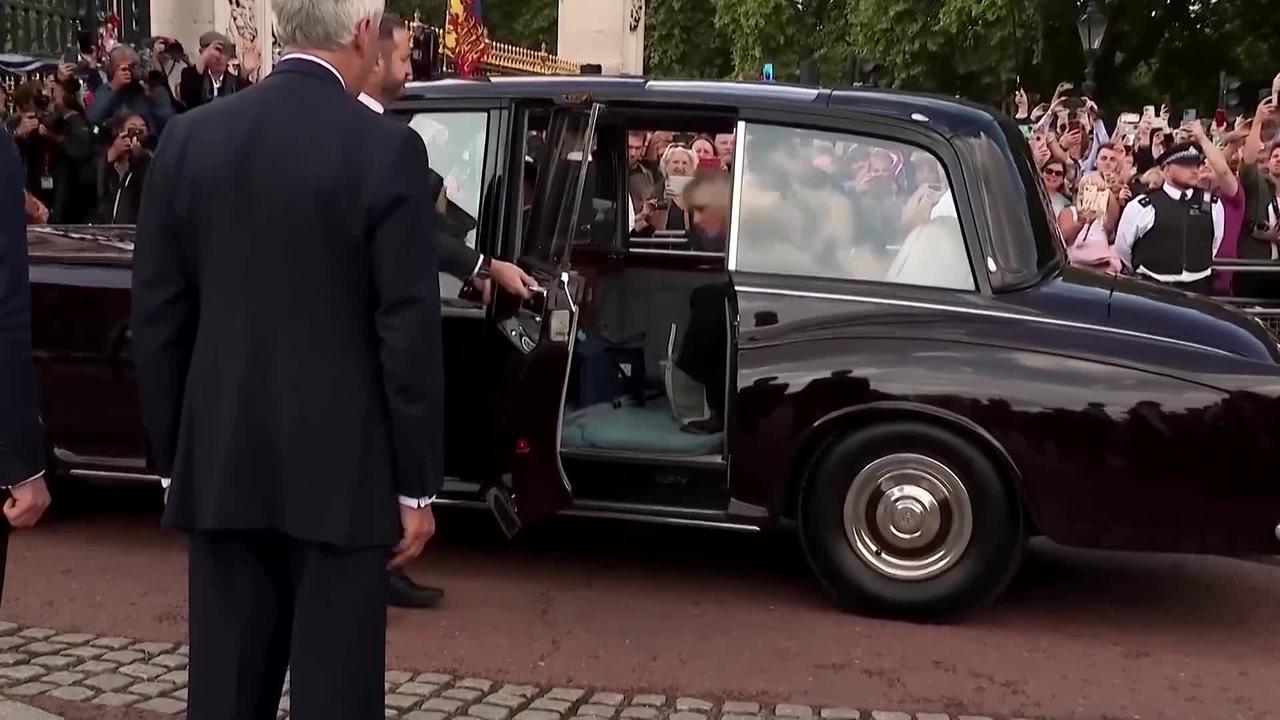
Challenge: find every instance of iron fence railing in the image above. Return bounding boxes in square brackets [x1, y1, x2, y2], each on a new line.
[1211, 259, 1280, 335]
[0, 0, 81, 59]
[0, 0, 149, 61]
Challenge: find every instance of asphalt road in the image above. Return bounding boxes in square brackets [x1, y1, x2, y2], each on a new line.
[4, 483, 1278, 720]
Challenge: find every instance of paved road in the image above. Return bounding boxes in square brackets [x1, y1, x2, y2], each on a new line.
[3, 484, 1278, 720]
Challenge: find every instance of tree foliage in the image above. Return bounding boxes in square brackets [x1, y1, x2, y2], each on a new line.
[389, 0, 1280, 114]
[645, 0, 733, 79]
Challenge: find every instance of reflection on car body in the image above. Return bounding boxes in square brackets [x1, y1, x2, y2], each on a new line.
[25, 76, 1280, 621]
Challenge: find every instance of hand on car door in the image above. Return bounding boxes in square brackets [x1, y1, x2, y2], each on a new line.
[487, 261, 537, 302]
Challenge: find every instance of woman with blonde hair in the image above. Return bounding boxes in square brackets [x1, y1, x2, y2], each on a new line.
[647, 145, 698, 233]
[1058, 171, 1122, 272]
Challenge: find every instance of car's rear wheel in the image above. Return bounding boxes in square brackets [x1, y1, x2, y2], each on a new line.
[800, 421, 1023, 620]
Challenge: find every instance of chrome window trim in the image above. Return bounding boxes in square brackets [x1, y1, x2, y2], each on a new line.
[727, 119, 748, 273]
[735, 285, 1235, 357]
[628, 248, 726, 259]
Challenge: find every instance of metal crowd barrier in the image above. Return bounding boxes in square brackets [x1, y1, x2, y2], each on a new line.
[1212, 259, 1280, 335]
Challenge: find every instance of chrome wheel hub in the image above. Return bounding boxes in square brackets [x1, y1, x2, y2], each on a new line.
[843, 453, 973, 581]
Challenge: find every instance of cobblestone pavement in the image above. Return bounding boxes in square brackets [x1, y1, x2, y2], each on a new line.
[0, 621, 1039, 720]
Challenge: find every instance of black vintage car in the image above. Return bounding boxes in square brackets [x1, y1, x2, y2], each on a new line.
[27, 77, 1280, 619]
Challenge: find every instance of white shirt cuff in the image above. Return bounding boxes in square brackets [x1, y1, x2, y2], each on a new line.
[160, 477, 171, 488]
[9, 471, 45, 490]
[470, 255, 486, 278]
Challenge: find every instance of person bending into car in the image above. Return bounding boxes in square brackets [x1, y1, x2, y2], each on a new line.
[674, 173, 734, 435]
[358, 12, 536, 609]
[95, 112, 151, 225]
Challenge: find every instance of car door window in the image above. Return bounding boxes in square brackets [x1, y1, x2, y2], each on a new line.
[734, 123, 975, 291]
[406, 111, 490, 249]
[523, 109, 600, 271]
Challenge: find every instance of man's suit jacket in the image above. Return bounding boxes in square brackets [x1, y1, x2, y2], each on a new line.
[1, 129, 43, 601]
[0, 129, 43, 490]
[422, 159, 480, 280]
[132, 59, 445, 549]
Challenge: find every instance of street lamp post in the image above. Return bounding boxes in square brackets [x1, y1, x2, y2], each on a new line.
[1076, 0, 1109, 85]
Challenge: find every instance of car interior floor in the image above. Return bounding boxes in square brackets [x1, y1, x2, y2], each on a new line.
[561, 267, 730, 460]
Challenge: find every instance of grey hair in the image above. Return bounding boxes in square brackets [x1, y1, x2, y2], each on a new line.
[275, 0, 386, 51]
[108, 45, 138, 69]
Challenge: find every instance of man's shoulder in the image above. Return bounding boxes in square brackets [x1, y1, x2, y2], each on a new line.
[1135, 194, 1154, 208]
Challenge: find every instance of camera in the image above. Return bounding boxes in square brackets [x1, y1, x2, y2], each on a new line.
[158, 37, 189, 63]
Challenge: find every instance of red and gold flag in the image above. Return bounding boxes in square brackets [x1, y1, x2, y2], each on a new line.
[444, 0, 489, 76]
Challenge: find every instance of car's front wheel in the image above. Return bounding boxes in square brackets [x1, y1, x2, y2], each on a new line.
[800, 421, 1024, 620]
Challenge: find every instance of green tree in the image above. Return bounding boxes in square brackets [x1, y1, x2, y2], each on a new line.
[483, 0, 558, 51]
[710, 0, 852, 82]
[645, 0, 733, 78]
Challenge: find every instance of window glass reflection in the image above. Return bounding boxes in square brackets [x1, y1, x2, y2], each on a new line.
[736, 123, 974, 291]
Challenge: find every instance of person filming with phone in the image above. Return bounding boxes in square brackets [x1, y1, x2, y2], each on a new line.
[95, 112, 152, 225]
[86, 46, 174, 138]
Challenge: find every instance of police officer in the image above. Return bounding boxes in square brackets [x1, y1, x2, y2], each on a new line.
[1116, 141, 1224, 294]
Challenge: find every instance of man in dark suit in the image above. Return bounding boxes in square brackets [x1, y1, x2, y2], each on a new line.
[1, 129, 54, 602]
[131, 1, 442, 717]
[359, 12, 534, 610]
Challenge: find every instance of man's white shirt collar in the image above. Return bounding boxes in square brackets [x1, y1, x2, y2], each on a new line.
[357, 92, 385, 114]
[1162, 182, 1193, 200]
[279, 53, 346, 89]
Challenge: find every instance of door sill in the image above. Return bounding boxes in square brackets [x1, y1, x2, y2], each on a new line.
[561, 447, 726, 469]
[54, 448, 149, 472]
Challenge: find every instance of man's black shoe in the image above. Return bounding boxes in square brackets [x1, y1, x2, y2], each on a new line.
[388, 569, 444, 609]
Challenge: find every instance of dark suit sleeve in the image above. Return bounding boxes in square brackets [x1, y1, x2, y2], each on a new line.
[371, 130, 446, 500]
[424, 169, 482, 280]
[131, 117, 195, 478]
[0, 131, 44, 487]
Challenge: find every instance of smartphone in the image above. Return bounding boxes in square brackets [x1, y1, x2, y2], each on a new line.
[1214, 108, 1227, 128]
[1182, 109, 1197, 125]
[1066, 119, 1082, 134]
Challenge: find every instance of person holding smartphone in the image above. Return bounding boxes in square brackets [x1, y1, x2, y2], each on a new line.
[1059, 171, 1121, 272]
[94, 112, 152, 224]
[1237, 93, 1280, 300]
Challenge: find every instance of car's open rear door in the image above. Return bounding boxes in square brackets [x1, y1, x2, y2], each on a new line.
[487, 102, 602, 536]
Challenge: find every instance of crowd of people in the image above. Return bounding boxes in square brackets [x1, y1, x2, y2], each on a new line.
[626, 128, 736, 252]
[1017, 76, 1280, 297]
[2, 29, 259, 226]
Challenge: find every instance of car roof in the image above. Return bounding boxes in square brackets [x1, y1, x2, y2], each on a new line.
[400, 76, 1000, 138]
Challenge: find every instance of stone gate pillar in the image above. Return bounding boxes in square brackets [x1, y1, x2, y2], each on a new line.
[556, 0, 645, 74]
[150, 0, 274, 79]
